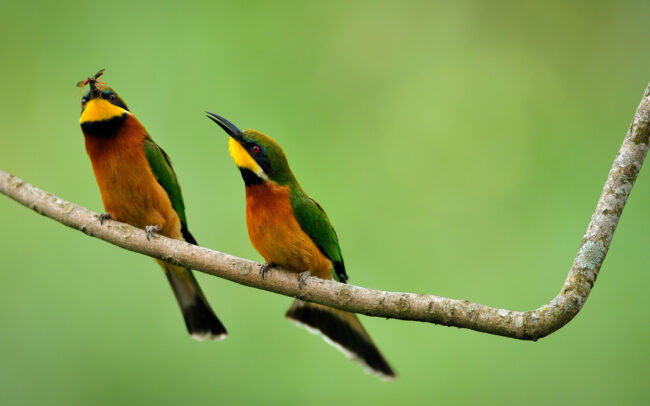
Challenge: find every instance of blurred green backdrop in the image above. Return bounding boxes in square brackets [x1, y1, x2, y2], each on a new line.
[1, 0, 648, 405]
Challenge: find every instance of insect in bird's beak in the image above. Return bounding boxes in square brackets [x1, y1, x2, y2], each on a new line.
[76, 68, 106, 97]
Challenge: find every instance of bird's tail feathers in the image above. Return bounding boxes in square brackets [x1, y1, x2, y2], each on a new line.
[286, 299, 395, 380]
[159, 260, 228, 341]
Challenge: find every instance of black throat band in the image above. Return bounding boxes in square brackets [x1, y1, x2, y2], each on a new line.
[80, 113, 129, 138]
[239, 167, 264, 186]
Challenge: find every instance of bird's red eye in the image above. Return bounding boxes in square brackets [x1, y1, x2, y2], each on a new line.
[109, 93, 117, 102]
[251, 145, 261, 154]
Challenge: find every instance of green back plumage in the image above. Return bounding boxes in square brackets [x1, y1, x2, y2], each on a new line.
[290, 188, 348, 283]
[143, 136, 196, 245]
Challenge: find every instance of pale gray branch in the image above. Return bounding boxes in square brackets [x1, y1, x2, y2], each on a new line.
[1, 84, 648, 341]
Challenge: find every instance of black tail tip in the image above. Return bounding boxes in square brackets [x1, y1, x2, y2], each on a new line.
[286, 300, 396, 380]
[183, 302, 228, 341]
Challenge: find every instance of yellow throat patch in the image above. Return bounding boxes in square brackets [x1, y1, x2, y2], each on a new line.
[80, 98, 130, 123]
[228, 137, 267, 179]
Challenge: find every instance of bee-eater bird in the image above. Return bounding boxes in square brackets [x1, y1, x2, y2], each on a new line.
[78, 70, 227, 340]
[206, 112, 395, 379]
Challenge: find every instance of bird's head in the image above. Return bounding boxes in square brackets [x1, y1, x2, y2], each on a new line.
[77, 69, 130, 135]
[206, 112, 294, 186]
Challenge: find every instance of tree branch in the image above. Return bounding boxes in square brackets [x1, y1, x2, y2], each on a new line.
[1, 84, 648, 341]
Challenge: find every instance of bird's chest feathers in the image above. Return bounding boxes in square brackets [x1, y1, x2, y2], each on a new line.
[245, 183, 331, 274]
[83, 122, 177, 233]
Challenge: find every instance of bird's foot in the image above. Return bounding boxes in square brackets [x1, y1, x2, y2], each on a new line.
[298, 271, 311, 289]
[260, 262, 276, 279]
[98, 213, 112, 225]
[145, 225, 161, 241]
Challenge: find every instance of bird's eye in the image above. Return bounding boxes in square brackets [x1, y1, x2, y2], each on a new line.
[81, 97, 88, 105]
[251, 145, 261, 154]
[108, 93, 117, 103]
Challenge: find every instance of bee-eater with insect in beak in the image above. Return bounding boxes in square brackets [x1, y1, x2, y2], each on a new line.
[78, 70, 227, 340]
[206, 112, 395, 379]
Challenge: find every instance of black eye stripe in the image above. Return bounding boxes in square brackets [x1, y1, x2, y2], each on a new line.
[245, 142, 262, 154]
[242, 141, 273, 176]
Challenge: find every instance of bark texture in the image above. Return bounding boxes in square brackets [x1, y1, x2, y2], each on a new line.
[1, 84, 648, 341]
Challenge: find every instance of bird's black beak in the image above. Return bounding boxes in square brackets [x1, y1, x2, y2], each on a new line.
[206, 112, 243, 141]
[88, 87, 101, 100]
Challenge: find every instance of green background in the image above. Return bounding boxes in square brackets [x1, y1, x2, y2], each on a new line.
[1, 1, 648, 405]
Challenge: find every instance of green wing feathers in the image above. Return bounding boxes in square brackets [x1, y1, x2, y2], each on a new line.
[290, 190, 348, 283]
[143, 137, 196, 245]
[145, 138, 226, 339]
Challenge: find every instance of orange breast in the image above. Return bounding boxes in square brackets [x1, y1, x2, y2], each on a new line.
[245, 183, 333, 279]
[83, 115, 182, 240]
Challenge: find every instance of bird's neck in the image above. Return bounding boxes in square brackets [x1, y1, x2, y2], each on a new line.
[245, 181, 292, 216]
[80, 113, 129, 139]
[83, 115, 147, 163]
[239, 168, 264, 186]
